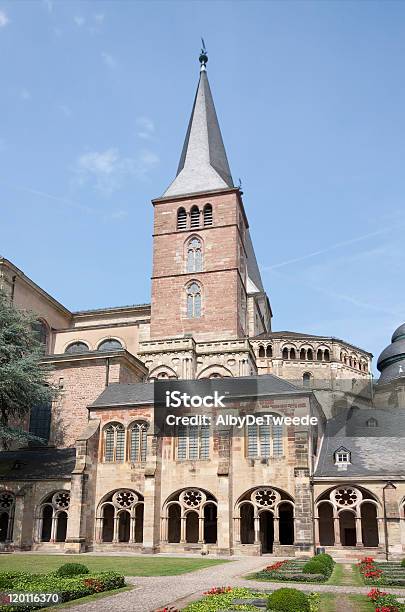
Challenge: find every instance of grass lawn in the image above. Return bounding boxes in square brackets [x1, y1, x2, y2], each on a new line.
[0, 554, 229, 576]
[319, 593, 374, 612]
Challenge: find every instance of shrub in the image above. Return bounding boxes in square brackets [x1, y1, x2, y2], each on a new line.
[55, 563, 90, 577]
[266, 587, 310, 611]
[302, 559, 329, 577]
[401, 558, 405, 568]
[314, 553, 334, 570]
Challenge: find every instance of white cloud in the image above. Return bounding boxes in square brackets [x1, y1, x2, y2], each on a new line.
[136, 116, 155, 140]
[74, 147, 159, 195]
[74, 16, 85, 27]
[101, 52, 117, 69]
[20, 88, 31, 101]
[0, 10, 9, 28]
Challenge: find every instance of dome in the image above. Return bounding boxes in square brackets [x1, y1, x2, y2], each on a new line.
[377, 322, 405, 384]
[392, 323, 405, 343]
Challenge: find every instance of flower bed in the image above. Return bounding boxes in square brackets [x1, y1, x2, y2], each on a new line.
[368, 587, 405, 611]
[0, 568, 125, 611]
[358, 558, 405, 587]
[182, 586, 321, 612]
[252, 553, 335, 583]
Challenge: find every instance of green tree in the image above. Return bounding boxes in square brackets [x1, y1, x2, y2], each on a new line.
[0, 290, 57, 447]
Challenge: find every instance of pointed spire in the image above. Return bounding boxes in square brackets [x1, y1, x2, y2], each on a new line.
[163, 46, 234, 197]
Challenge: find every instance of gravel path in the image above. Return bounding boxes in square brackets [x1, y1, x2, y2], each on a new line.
[62, 557, 405, 612]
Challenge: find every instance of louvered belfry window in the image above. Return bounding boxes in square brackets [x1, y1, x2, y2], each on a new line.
[190, 206, 200, 228]
[177, 208, 187, 230]
[203, 204, 213, 226]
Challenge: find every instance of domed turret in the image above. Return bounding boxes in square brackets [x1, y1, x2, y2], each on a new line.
[377, 322, 405, 384]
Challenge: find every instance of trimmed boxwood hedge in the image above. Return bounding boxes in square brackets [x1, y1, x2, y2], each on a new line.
[266, 587, 310, 611]
[0, 570, 125, 611]
[54, 563, 89, 577]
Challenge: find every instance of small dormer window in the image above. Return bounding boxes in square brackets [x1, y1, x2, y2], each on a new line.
[366, 418, 378, 428]
[334, 447, 351, 465]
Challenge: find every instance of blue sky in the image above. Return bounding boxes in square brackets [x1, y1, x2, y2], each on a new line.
[1, 0, 404, 371]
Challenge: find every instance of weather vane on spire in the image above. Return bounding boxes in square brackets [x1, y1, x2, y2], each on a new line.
[199, 37, 208, 71]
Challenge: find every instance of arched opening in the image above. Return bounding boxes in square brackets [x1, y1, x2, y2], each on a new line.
[168, 505, 181, 543]
[98, 339, 123, 351]
[185, 511, 199, 543]
[135, 504, 144, 543]
[307, 348, 313, 360]
[361, 503, 379, 547]
[203, 204, 213, 226]
[118, 511, 130, 542]
[324, 349, 330, 362]
[65, 341, 89, 354]
[290, 348, 296, 360]
[266, 345, 272, 358]
[259, 510, 274, 553]
[0, 513, 9, 543]
[300, 348, 306, 360]
[282, 348, 288, 360]
[55, 511, 67, 542]
[279, 503, 294, 545]
[317, 349, 323, 361]
[203, 503, 217, 544]
[240, 503, 254, 544]
[339, 510, 356, 546]
[41, 506, 53, 542]
[303, 372, 312, 388]
[190, 206, 200, 229]
[177, 208, 187, 230]
[318, 503, 334, 546]
[258, 345, 265, 358]
[101, 505, 114, 542]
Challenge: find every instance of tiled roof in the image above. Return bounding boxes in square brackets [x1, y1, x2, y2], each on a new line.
[314, 407, 405, 478]
[0, 447, 76, 480]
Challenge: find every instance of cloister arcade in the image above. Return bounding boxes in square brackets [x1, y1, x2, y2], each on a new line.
[35, 491, 70, 543]
[0, 492, 15, 543]
[95, 489, 144, 544]
[234, 487, 294, 553]
[315, 486, 381, 548]
[161, 488, 218, 545]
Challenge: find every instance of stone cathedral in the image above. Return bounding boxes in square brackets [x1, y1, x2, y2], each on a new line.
[0, 52, 404, 559]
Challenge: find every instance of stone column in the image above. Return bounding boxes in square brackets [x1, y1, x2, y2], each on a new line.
[129, 516, 136, 544]
[273, 517, 280, 545]
[180, 516, 186, 543]
[334, 515, 341, 546]
[293, 465, 313, 556]
[198, 516, 204, 543]
[12, 493, 25, 548]
[254, 516, 260, 545]
[234, 517, 241, 544]
[355, 516, 363, 546]
[50, 515, 57, 543]
[112, 515, 119, 543]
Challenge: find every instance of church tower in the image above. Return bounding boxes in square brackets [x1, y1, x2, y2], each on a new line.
[150, 50, 269, 342]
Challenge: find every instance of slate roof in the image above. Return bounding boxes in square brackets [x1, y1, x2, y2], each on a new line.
[91, 375, 306, 408]
[314, 407, 405, 478]
[163, 66, 234, 197]
[0, 448, 76, 480]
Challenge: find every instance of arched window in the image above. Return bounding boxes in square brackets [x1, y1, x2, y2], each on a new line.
[324, 349, 330, 362]
[96, 490, 144, 544]
[303, 372, 312, 388]
[258, 345, 265, 358]
[177, 208, 187, 230]
[307, 348, 313, 360]
[266, 345, 272, 358]
[65, 341, 89, 354]
[282, 347, 289, 360]
[290, 348, 296, 360]
[98, 339, 123, 352]
[186, 237, 203, 273]
[186, 282, 201, 318]
[317, 349, 323, 361]
[300, 348, 306, 360]
[129, 421, 148, 462]
[177, 422, 210, 460]
[103, 423, 125, 463]
[163, 489, 217, 545]
[203, 204, 213, 226]
[246, 417, 283, 458]
[32, 320, 49, 353]
[190, 206, 200, 228]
